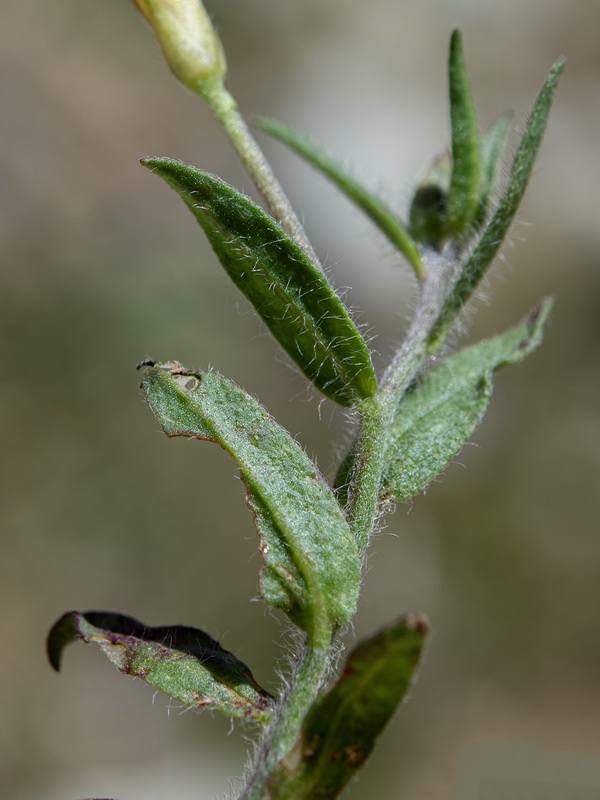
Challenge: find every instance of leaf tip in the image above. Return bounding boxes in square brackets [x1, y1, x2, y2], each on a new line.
[404, 611, 430, 636]
[449, 26, 463, 47]
[529, 296, 554, 323]
[46, 611, 78, 672]
[140, 156, 164, 171]
[136, 358, 156, 371]
[522, 296, 554, 347]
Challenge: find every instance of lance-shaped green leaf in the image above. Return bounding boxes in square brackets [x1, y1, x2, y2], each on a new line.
[447, 28, 484, 235]
[476, 112, 513, 225]
[384, 299, 553, 502]
[430, 58, 565, 351]
[256, 117, 425, 280]
[139, 362, 361, 636]
[47, 611, 274, 724]
[268, 614, 428, 800]
[141, 158, 377, 406]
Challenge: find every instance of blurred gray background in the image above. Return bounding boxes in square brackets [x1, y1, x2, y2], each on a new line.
[2, 1, 599, 798]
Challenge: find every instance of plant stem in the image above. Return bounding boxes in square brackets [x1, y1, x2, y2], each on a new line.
[344, 395, 386, 556]
[380, 248, 456, 400]
[239, 636, 331, 800]
[197, 79, 349, 800]
[346, 248, 459, 554]
[202, 81, 322, 270]
[199, 74, 465, 794]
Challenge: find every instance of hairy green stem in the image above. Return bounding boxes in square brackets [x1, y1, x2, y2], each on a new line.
[380, 249, 457, 401]
[239, 637, 331, 800]
[203, 71, 465, 792]
[202, 82, 322, 270]
[346, 248, 459, 555]
[236, 245, 461, 797]
[344, 396, 386, 556]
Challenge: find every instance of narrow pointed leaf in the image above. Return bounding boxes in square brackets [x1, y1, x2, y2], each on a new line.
[476, 112, 513, 223]
[268, 615, 429, 800]
[256, 118, 424, 279]
[447, 28, 484, 234]
[384, 299, 553, 502]
[139, 362, 361, 634]
[141, 158, 377, 406]
[47, 611, 274, 723]
[430, 59, 565, 351]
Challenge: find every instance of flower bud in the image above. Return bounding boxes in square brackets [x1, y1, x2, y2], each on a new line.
[409, 153, 451, 250]
[133, 0, 226, 94]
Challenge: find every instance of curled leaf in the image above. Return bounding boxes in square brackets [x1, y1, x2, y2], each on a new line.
[384, 299, 553, 502]
[269, 614, 429, 799]
[47, 611, 274, 724]
[141, 158, 377, 406]
[139, 362, 361, 636]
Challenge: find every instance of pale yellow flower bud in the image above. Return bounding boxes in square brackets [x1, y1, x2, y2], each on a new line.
[133, 0, 226, 94]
